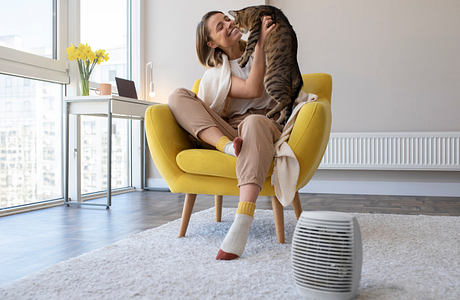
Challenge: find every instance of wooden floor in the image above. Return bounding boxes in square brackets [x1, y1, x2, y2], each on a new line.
[0, 190, 459, 285]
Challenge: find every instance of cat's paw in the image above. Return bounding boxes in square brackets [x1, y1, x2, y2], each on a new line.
[265, 110, 277, 120]
[275, 113, 287, 125]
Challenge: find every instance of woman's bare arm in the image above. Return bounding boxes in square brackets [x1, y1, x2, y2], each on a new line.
[228, 16, 275, 99]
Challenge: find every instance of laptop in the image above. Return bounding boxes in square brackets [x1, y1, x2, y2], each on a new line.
[115, 77, 138, 99]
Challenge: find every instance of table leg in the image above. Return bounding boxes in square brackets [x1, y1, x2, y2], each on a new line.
[64, 101, 69, 206]
[141, 119, 145, 190]
[107, 101, 112, 209]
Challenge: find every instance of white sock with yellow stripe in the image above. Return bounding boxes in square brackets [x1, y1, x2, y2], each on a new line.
[216, 201, 255, 260]
[215, 136, 243, 157]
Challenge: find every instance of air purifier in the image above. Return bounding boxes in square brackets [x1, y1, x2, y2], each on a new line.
[291, 211, 362, 300]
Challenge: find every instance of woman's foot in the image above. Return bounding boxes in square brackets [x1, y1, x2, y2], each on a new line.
[216, 249, 239, 260]
[216, 136, 243, 157]
[216, 201, 255, 260]
[233, 137, 243, 157]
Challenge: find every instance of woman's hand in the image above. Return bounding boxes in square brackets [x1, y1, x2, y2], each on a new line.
[257, 16, 276, 47]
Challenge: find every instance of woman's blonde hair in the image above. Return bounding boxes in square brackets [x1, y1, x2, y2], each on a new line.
[196, 11, 246, 68]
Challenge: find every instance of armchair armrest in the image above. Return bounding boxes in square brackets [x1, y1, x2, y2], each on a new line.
[145, 104, 194, 186]
[288, 98, 332, 190]
[288, 73, 332, 189]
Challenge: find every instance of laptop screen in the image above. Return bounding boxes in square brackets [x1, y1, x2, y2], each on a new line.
[115, 77, 138, 99]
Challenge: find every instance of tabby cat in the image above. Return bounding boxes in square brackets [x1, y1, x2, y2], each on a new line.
[229, 5, 303, 124]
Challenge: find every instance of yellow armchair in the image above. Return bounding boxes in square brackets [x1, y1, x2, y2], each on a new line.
[145, 73, 332, 243]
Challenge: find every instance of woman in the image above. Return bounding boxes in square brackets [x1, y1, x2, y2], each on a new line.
[168, 11, 278, 260]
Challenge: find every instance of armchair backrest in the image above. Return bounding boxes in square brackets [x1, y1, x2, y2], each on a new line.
[300, 73, 332, 104]
[192, 79, 201, 95]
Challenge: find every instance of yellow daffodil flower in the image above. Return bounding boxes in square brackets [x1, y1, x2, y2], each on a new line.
[66, 43, 110, 95]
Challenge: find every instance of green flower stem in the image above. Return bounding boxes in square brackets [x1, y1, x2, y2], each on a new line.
[77, 59, 92, 96]
[75, 56, 104, 96]
[80, 78, 89, 96]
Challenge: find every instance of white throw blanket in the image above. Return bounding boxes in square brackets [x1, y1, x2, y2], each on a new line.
[197, 55, 231, 115]
[197, 54, 318, 207]
[271, 91, 317, 207]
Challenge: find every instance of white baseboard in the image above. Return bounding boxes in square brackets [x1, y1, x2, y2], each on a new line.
[145, 178, 170, 190]
[146, 177, 459, 197]
[299, 179, 460, 197]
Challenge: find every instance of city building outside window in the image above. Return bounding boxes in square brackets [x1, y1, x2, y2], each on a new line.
[0, 74, 62, 209]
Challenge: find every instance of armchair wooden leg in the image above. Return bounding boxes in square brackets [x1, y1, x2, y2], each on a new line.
[271, 196, 285, 244]
[178, 193, 197, 238]
[292, 191, 302, 220]
[215, 195, 222, 222]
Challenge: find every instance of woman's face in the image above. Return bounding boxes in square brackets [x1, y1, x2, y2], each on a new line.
[206, 13, 242, 50]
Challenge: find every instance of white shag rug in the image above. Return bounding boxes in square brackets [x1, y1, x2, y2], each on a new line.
[1, 208, 459, 300]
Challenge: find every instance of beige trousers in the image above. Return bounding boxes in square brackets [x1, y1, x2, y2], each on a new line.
[168, 88, 282, 189]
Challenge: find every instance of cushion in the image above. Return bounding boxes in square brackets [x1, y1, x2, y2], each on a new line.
[176, 149, 273, 179]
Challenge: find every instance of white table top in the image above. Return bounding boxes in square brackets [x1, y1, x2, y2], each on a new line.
[65, 95, 154, 106]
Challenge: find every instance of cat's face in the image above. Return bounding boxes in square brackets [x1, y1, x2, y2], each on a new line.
[228, 7, 259, 34]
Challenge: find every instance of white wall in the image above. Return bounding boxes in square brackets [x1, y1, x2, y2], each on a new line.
[271, 0, 460, 132]
[267, 0, 460, 196]
[144, 0, 460, 196]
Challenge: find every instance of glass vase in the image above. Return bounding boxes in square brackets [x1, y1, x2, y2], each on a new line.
[80, 78, 90, 96]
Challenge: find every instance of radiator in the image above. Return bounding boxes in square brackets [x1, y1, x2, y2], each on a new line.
[318, 132, 460, 171]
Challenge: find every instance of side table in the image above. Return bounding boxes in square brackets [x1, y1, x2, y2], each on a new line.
[64, 95, 154, 208]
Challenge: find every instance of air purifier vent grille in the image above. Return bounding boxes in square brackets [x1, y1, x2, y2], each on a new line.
[292, 214, 356, 293]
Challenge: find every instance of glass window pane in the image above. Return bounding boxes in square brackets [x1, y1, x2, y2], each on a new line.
[81, 116, 129, 194]
[0, 0, 54, 58]
[80, 0, 128, 85]
[0, 74, 62, 209]
[80, 0, 131, 196]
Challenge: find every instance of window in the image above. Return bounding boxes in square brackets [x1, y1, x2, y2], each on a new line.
[0, 1, 67, 85]
[0, 0, 139, 211]
[80, 0, 131, 194]
[0, 1, 65, 210]
[80, 116, 130, 194]
[0, 74, 62, 209]
[0, 0, 55, 59]
[80, 0, 129, 86]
